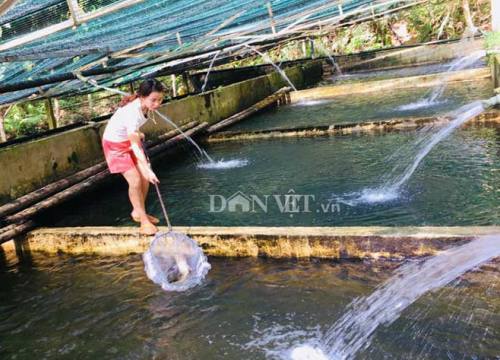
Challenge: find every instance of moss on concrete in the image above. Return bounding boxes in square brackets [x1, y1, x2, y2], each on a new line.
[8, 226, 499, 259]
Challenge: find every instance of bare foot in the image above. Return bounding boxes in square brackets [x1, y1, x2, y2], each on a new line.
[139, 222, 158, 236]
[131, 212, 160, 224]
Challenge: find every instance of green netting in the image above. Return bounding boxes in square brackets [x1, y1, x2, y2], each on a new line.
[0, 0, 413, 105]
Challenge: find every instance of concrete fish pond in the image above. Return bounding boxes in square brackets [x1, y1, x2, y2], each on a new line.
[1, 33, 500, 360]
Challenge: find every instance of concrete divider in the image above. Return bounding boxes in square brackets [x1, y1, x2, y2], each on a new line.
[207, 111, 500, 143]
[337, 38, 484, 71]
[291, 67, 491, 101]
[2, 226, 498, 259]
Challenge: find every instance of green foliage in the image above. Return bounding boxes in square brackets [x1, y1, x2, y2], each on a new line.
[4, 101, 47, 137]
[485, 31, 500, 50]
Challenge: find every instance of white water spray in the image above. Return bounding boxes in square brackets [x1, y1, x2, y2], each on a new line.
[152, 110, 215, 163]
[291, 234, 500, 359]
[244, 44, 297, 91]
[314, 42, 343, 76]
[398, 50, 486, 110]
[197, 158, 249, 169]
[335, 100, 486, 205]
[201, 50, 221, 92]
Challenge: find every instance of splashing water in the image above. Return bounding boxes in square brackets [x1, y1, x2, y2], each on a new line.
[397, 98, 447, 111]
[143, 231, 211, 292]
[314, 42, 343, 76]
[334, 101, 485, 205]
[291, 99, 333, 107]
[201, 50, 221, 92]
[292, 235, 500, 360]
[198, 158, 249, 169]
[153, 110, 215, 163]
[398, 50, 486, 110]
[244, 44, 297, 91]
[290, 234, 500, 360]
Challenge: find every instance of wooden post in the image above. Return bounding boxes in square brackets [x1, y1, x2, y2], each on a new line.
[53, 98, 61, 122]
[462, 0, 476, 33]
[171, 74, 178, 97]
[181, 73, 189, 95]
[0, 105, 13, 143]
[45, 98, 57, 129]
[492, 0, 499, 31]
[302, 40, 307, 58]
[67, 0, 83, 26]
[128, 82, 135, 94]
[309, 38, 315, 58]
[266, 2, 277, 34]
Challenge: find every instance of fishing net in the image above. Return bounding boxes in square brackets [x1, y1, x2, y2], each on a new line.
[143, 230, 211, 292]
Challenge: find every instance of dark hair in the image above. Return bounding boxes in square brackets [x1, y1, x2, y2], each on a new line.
[118, 78, 166, 107]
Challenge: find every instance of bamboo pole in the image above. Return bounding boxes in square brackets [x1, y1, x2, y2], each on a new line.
[0, 221, 36, 245]
[4, 170, 111, 224]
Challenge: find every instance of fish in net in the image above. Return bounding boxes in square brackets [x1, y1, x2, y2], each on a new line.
[140, 142, 210, 291]
[143, 230, 211, 292]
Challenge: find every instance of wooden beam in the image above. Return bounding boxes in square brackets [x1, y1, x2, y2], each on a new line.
[0, 0, 18, 17]
[266, 2, 277, 34]
[44, 98, 58, 130]
[67, 0, 84, 26]
[171, 74, 177, 97]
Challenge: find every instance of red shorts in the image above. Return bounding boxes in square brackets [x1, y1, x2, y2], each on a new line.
[102, 139, 137, 174]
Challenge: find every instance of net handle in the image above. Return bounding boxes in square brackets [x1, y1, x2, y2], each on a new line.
[142, 141, 173, 231]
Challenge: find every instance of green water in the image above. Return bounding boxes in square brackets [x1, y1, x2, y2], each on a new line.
[51, 123, 499, 227]
[227, 80, 493, 132]
[0, 254, 498, 359]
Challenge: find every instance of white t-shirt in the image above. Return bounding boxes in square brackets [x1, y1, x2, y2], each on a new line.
[102, 98, 148, 142]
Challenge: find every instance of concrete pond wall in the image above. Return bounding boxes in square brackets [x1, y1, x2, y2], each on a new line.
[0, 61, 322, 205]
[337, 38, 485, 71]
